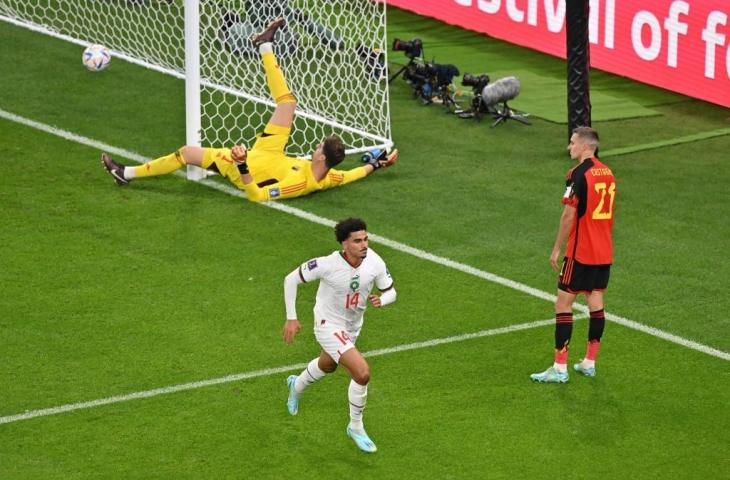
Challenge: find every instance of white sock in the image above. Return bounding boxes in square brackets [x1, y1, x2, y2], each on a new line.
[294, 358, 326, 395]
[348, 379, 368, 431]
[259, 42, 273, 55]
[581, 359, 595, 368]
[553, 362, 568, 373]
[123, 167, 136, 180]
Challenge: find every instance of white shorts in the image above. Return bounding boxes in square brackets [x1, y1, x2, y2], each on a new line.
[314, 319, 361, 364]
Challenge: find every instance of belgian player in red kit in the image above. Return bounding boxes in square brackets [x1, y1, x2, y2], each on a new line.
[531, 127, 616, 383]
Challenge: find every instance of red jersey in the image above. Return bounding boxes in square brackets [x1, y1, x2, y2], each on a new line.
[561, 157, 616, 265]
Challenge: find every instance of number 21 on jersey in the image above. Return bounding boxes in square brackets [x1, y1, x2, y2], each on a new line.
[345, 292, 360, 309]
[592, 182, 616, 220]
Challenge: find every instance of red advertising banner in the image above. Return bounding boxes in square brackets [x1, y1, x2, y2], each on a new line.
[386, 0, 730, 108]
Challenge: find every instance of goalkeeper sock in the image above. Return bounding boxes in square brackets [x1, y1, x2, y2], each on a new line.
[132, 151, 185, 178]
[348, 380, 368, 431]
[260, 48, 296, 105]
[294, 358, 327, 395]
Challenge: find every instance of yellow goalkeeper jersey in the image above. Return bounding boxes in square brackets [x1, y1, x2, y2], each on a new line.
[201, 125, 368, 202]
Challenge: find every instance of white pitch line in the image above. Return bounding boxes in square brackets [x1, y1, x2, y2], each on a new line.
[0, 316, 565, 425]
[1, 107, 728, 363]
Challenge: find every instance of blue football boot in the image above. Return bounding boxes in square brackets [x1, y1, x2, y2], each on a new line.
[573, 362, 596, 377]
[347, 426, 377, 453]
[286, 375, 299, 415]
[530, 366, 569, 383]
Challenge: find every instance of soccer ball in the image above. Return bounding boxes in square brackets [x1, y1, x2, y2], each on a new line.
[82, 44, 111, 72]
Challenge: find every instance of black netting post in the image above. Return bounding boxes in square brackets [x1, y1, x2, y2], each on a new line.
[566, 0, 591, 140]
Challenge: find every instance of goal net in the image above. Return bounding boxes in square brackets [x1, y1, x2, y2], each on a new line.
[0, 0, 392, 159]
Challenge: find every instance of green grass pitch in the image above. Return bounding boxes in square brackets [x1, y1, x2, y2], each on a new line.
[1, 6, 729, 479]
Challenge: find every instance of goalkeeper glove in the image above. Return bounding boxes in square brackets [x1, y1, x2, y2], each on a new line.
[365, 148, 399, 170]
[231, 145, 249, 174]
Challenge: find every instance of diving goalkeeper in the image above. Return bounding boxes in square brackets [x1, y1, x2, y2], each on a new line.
[101, 17, 397, 201]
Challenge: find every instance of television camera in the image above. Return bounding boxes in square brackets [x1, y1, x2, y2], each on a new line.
[457, 73, 530, 127]
[388, 38, 423, 83]
[403, 61, 459, 106]
[390, 38, 459, 107]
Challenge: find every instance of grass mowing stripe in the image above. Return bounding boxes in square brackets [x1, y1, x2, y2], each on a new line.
[0, 364, 305, 426]
[2, 107, 728, 364]
[601, 128, 730, 158]
[0, 316, 568, 425]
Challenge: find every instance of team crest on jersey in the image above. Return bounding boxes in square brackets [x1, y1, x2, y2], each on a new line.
[270, 187, 281, 198]
[307, 259, 318, 270]
[350, 275, 360, 291]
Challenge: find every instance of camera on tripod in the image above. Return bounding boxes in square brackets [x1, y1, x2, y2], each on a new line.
[390, 38, 459, 108]
[404, 62, 460, 106]
[461, 73, 490, 93]
[457, 72, 531, 127]
[392, 38, 423, 59]
[389, 38, 424, 84]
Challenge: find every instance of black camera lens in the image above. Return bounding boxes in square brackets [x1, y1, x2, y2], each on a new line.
[392, 38, 423, 58]
[462, 73, 490, 90]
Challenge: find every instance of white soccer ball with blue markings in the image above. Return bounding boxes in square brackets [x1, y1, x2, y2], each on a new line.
[82, 44, 111, 72]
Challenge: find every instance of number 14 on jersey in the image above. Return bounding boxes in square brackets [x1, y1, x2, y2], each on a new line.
[345, 292, 360, 309]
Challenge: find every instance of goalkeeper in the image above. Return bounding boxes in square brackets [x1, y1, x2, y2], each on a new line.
[101, 17, 397, 201]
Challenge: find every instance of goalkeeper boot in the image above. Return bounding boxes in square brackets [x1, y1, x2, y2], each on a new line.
[530, 366, 569, 383]
[286, 375, 299, 415]
[347, 426, 377, 453]
[101, 153, 129, 186]
[251, 17, 285, 47]
[573, 361, 596, 378]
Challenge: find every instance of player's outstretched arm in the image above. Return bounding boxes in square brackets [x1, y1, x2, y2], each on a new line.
[362, 148, 399, 176]
[330, 148, 399, 190]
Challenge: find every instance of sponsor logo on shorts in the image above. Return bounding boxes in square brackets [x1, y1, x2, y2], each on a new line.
[270, 187, 281, 198]
[308, 259, 318, 270]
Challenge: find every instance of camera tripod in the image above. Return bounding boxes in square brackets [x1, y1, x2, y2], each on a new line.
[430, 86, 459, 112]
[489, 101, 531, 127]
[388, 57, 417, 83]
[458, 98, 531, 127]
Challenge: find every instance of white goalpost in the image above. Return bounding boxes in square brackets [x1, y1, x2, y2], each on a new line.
[0, 0, 393, 180]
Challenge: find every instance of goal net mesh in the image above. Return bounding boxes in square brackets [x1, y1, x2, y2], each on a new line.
[0, 0, 391, 157]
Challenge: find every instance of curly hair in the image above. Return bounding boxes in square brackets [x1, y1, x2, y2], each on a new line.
[334, 217, 367, 243]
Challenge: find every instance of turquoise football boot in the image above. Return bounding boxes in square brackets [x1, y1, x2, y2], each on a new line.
[286, 375, 299, 415]
[573, 362, 596, 377]
[530, 366, 569, 383]
[347, 426, 377, 453]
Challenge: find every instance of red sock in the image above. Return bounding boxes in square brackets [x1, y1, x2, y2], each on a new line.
[585, 340, 601, 361]
[554, 348, 569, 365]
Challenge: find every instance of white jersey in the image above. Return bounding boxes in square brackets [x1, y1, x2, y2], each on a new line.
[298, 248, 393, 330]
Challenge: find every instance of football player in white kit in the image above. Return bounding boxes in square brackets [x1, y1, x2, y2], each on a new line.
[282, 218, 397, 453]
